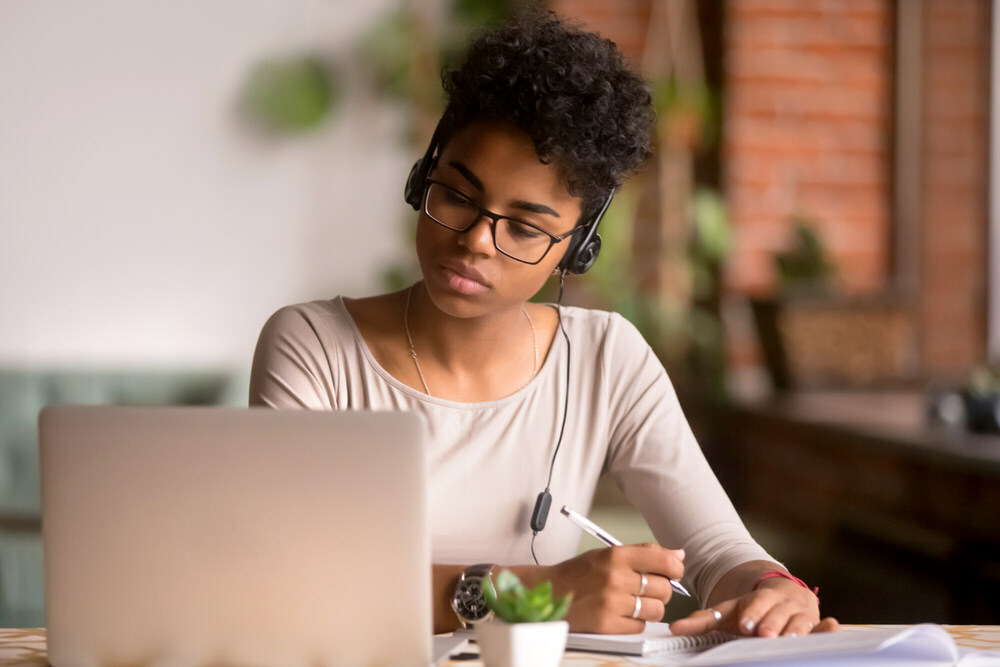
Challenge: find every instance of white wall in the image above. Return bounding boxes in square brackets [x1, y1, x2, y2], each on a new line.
[0, 0, 414, 369]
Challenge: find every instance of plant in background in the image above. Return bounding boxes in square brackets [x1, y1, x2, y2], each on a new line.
[243, 56, 339, 133]
[774, 219, 834, 294]
[686, 188, 732, 403]
[483, 570, 572, 623]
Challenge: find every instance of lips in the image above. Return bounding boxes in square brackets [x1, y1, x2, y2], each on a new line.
[441, 260, 490, 286]
[439, 260, 491, 294]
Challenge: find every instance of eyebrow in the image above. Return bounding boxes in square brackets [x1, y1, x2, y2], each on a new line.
[447, 160, 561, 219]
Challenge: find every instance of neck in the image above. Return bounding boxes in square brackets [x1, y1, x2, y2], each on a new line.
[404, 283, 538, 398]
[407, 284, 529, 364]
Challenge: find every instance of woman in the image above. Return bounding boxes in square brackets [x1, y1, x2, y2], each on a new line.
[250, 11, 838, 637]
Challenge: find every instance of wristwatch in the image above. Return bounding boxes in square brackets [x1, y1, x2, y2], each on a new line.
[451, 563, 495, 627]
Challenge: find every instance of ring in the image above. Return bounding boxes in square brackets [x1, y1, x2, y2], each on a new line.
[632, 595, 642, 619]
[638, 573, 648, 596]
[710, 608, 722, 626]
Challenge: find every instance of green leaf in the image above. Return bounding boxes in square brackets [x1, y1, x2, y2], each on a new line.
[244, 57, 336, 132]
[546, 593, 572, 622]
[479, 570, 571, 623]
[483, 574, 497, 606]
[494, 570, 522, 595]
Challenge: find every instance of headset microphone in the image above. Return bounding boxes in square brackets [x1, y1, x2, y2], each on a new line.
[530, 490, 552, 532]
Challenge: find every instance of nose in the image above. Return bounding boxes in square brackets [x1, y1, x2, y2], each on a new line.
[457, 214, 497, 256]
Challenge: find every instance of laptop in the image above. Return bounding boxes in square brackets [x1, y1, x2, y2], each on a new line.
[40, 406, 458, 666]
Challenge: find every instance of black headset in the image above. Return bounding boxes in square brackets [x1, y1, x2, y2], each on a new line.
[404, 120, 613, 275]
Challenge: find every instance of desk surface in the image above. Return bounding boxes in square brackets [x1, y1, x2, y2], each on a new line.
[3, 625, 998, 665]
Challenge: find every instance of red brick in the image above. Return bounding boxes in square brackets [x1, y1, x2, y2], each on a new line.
[562, 0, 990, 379]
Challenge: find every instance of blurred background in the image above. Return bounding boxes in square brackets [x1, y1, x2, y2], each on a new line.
[1, 0, 997, 628]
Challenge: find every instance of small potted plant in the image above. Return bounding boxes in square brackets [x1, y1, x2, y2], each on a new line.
[476, 570, 573, 667]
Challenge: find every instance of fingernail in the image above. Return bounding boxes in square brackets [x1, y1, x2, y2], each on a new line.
[742, 619, 755, 633]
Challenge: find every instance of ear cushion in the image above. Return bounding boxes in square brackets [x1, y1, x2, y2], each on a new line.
[404, 158, 426, 210]
[568, 235, 602, 274]
[558, 190, 614, 274]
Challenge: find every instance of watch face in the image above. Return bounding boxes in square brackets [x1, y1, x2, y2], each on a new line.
[455, 577, 490, 620]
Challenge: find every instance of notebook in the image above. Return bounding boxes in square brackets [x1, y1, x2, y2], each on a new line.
[573, 623, 1000, 666]
[678, 623, 1000, 666]
[456, 623, 732, 657]
[565, 622, 732, 656]
[40, 406, 447, 666]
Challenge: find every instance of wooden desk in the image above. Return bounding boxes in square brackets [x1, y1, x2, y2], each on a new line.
[3, 626, 999, 665]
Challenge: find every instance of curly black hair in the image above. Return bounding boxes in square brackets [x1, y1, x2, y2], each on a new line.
[439, 10, 654, 222]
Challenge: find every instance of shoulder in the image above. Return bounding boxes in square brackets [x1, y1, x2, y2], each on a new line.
[558, 305, 646, 347]
[250, 298, 352, 409]
[558, 306, 661, 385]
[259, 298, 351, 341]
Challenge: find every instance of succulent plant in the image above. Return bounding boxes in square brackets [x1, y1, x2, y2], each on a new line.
[483, 570, 572, 624]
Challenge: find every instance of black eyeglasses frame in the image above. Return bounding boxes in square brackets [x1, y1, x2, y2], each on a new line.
[422, 178, 585, 265]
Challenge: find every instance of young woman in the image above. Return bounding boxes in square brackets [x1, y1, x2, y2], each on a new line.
[250, 11, 838, 637]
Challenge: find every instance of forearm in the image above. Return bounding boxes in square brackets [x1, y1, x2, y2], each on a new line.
[433, 545, 685, 634]
[432, 563, 553, 633]
[704, 560, 790, 608]
[432, 564, 466, 634]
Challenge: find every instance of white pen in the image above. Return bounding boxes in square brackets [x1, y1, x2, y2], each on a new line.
[560, 505, 691, 597]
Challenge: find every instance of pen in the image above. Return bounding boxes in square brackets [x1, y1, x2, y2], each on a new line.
[560, 505, 691, 597]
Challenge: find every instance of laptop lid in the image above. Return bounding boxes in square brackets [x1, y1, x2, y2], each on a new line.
[40, 406, 431, 666]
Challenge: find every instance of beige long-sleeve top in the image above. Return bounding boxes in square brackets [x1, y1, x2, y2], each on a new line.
[249, 297, 775, 604]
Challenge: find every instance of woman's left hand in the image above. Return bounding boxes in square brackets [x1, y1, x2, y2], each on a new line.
[669, 576, 839, 638]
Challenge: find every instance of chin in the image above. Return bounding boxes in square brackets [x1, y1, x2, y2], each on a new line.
[420, 280, 492, 320]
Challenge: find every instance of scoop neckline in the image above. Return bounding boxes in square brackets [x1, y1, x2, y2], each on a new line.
[332, 295, 563, 409]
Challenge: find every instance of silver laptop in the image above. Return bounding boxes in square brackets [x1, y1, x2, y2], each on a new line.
[40, 406, 445, 666]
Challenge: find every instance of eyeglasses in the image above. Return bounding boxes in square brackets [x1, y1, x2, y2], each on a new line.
[422, 179, 581, 264]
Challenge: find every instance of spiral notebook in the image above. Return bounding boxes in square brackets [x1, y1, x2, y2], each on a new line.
[570, 623, 1000, 665]
[566, 623, 732, 656]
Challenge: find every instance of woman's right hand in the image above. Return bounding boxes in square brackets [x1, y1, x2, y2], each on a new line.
[527, 543, 686, 634]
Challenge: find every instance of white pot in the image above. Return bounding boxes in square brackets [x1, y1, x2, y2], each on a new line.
[475, 620, 569, 667]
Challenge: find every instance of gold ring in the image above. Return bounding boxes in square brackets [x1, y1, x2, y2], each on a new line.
[632, 595, 642, 619]
[638, 573, 648, 596]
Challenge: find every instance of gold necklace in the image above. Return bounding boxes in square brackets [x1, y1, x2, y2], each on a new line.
[404, 284, 538, 397]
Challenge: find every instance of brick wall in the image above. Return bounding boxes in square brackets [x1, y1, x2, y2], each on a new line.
[549, 0, 992, 382]
[918, 0, 991, 378]
[723, 0, 893, 295]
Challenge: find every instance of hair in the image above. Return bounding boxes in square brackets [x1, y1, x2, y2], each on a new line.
[439, 10, 655, 222]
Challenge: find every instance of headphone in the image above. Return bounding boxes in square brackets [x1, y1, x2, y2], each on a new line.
[404, 120, 614, 275]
